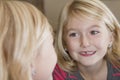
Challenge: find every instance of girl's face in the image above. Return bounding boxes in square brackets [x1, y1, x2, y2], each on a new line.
[32, 32, 57, 80]
[63, 16, 113, 67]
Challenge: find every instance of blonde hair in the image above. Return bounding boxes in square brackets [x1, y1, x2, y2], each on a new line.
[0, 1, 53, 80]
[55, 0, 120, 73]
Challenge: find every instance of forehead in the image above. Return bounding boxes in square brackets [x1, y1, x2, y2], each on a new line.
[65, 15, 105, 30]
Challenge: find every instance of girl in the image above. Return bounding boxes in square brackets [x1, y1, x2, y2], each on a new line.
[53, 0, 120, 80]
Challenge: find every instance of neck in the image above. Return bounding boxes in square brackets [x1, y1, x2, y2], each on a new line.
[78, 60, 107, 80]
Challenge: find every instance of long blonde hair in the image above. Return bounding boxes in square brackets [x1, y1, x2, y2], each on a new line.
[0, 1, 53, 80]
[56, 0, 120, 73]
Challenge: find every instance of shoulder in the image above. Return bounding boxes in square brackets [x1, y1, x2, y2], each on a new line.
[52, 64, 67, 80]
[107, 61, 120, 80]
[53, 64, 82, 80]
[111, 64, 120, 77]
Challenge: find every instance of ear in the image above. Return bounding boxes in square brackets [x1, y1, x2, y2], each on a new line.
[63, 39, 67, 48]
[63, 45, 67, 50]
[31, 64, 36, 76]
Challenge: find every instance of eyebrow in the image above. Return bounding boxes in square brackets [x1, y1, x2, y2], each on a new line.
[66, 25, 101, 32]
[90, 25, 101, 28]
[65, 28, 78, 34]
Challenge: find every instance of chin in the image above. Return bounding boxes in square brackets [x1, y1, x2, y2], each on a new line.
[78, 60, 97, 67]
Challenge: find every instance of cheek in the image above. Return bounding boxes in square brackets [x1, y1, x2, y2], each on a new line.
[93, 37, 109, 51]
[65, 40, 78, 52]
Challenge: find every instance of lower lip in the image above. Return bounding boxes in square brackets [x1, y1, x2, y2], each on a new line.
[79, 51, 96, 57]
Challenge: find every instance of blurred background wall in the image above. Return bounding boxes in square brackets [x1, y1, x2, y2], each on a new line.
[23, 0, 44, 13]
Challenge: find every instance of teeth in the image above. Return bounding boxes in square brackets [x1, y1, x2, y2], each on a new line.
[86, 51, 93, 54]
[81, 51, 93, 54]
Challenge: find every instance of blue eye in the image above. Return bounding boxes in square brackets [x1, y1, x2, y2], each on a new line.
[69, 33, 79, 37]
[90, 31, 100, 35]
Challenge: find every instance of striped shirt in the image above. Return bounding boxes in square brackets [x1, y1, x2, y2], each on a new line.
[53, 62, 120, 80]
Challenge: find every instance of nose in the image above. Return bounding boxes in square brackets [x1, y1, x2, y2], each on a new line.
[80, 35, 90, 48]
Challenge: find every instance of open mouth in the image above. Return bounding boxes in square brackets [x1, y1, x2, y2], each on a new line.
[79, 51, 96, 57]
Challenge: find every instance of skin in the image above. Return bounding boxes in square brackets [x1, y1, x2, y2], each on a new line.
[63, 16, 113, 80]
[32, 32, 57, 80]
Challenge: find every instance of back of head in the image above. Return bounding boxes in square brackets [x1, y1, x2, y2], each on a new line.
[56, 0, 120, 72]
[0, 1, 52, 80]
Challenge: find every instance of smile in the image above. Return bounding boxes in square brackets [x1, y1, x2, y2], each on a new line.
[79, 51, 96, 57]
